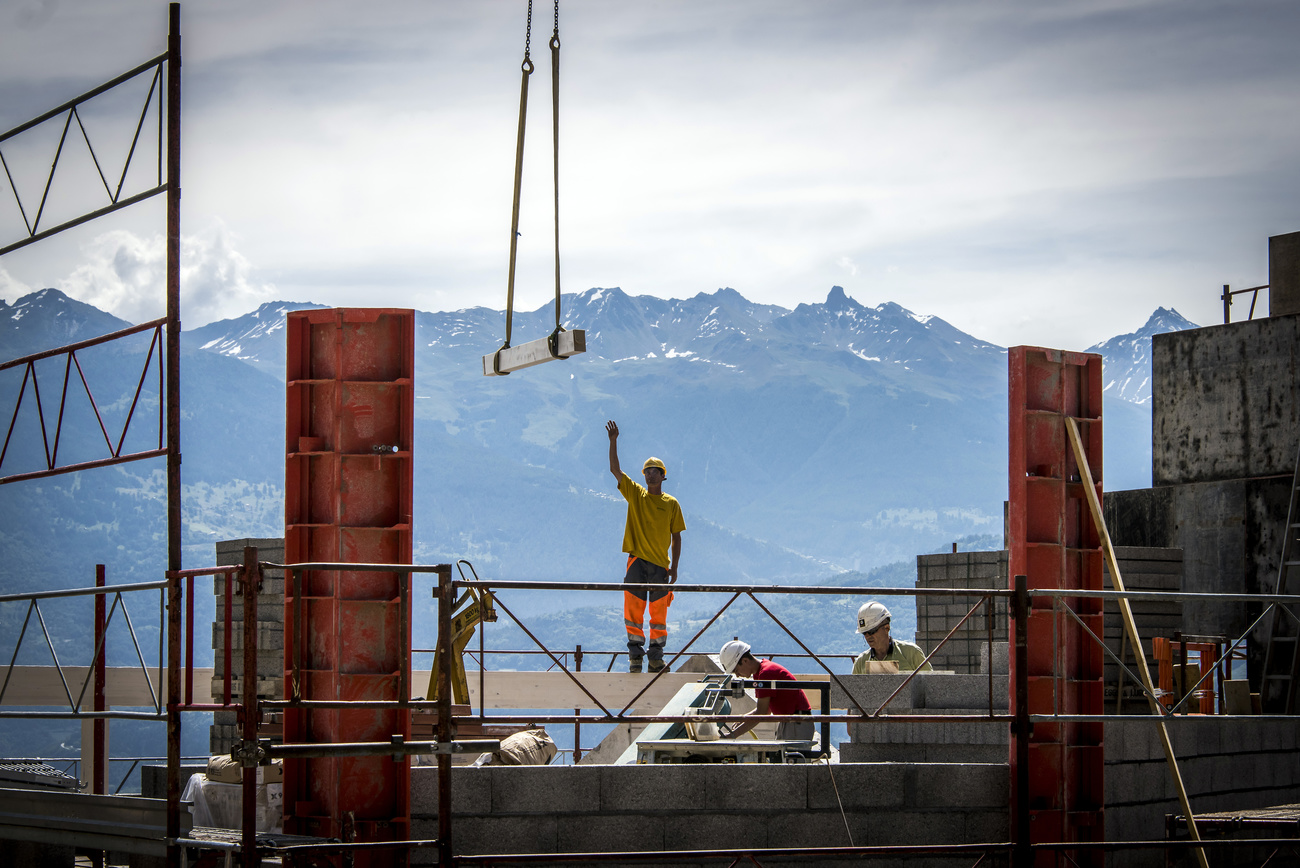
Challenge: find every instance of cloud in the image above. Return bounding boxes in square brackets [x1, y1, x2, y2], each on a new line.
[0, 264, 34, 303]
[58, 220, 275, 327]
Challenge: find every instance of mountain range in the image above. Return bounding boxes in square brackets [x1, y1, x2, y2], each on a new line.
[0, 286, 1197, 635]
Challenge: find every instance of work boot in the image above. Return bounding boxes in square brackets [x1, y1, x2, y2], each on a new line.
[628, 657, 643, 674]
[648, 658, 668, 673]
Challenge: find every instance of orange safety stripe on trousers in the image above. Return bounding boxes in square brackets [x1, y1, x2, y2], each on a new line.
[625, 589, 669, 645]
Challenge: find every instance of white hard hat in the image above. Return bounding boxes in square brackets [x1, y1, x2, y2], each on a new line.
[856, 601, 891, 634]
[718, 640, 751, 674]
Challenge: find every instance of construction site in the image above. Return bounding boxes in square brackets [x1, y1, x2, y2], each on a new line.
[2, 4, 1299, 868]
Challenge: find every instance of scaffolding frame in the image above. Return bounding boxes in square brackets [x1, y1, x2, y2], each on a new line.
[0, 4, 185, 861]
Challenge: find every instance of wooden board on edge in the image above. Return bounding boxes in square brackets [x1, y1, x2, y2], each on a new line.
[482, 329, 586, 376]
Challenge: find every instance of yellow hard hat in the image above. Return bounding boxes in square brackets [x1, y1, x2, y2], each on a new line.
[643, 457, 666, 477]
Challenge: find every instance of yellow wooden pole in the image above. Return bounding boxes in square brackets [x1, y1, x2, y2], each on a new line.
[1065, 417, 1209, 868]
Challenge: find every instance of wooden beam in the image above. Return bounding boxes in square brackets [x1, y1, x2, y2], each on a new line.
[482, 329, 585, 376]
[1, 666, 194, 706]
[434, 670, 700, 710]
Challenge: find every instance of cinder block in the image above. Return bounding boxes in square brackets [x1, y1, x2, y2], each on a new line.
[1106, 801, 1167, 844]
[662, 811, 769, 851]
[490, 766, 601, 814]
[806, 762, 907, 809]
[1103, 760, 1142, 807]
[911, 764, 1008, 809]
[700, 764, 807, 812]
[447, 814, 558, 855]
[558, 812, 663, 853]
[831, 675, 916, 712]
[408, 766, 492, 816]
[914, 674, 1008, 710]
[924, 744, 1007, 764]
[599, 765, 708, 813]
[980, 643, 1009, 675]
[963, 810, 1009, 843]
[764, 810, 860, 849]
[839, 743, 921, 764]
[866, 811, 968, 846]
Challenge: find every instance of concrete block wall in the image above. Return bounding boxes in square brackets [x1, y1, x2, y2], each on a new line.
[1105, 717, 1300, 867]
[915, 551, 1008, 673]
[409, 762, 1010, 867]
[211, 538, 285, 754]
[917, 548, 1187, 691]
[833, 674, 1008, 764]
[1101, 547, 1182, 706]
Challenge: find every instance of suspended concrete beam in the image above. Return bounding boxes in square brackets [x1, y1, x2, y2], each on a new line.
[482, 329, 586, 376]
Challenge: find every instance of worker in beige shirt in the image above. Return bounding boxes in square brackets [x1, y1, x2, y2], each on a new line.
[852, 601, 932, 674]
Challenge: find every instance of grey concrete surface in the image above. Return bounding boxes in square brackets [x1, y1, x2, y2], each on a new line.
[1152, 313, 1300, 486]
[410, 762, 1010, 864]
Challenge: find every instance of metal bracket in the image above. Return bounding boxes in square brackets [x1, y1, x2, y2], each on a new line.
[230, 738, 270, 767]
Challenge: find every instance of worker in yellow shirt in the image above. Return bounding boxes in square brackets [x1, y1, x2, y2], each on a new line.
[607, 420, 685, 673]
[852, 601, 932, 673]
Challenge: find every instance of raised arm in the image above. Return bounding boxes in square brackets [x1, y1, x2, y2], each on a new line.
[606, 420, 622, 481]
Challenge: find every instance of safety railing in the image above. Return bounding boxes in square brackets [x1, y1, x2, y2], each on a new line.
[0, 46, 168, 256]
[0, 577, 168, 721]
[1027, 586, 1300, 724]
[0, 320, 167, 485]
[1221, 282, 1269, 324]
[7, 553, 1299, 868]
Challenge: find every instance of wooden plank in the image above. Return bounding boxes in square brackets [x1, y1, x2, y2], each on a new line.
[482, 329, 585, 376]
[7, 668, 834, 713]
[0, 666, 213, 707]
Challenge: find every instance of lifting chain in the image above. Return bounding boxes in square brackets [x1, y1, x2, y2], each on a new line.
[496, 0, 564, 374]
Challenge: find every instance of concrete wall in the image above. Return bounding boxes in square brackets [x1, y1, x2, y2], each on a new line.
[1106, 481, 1289, 651]
[409, 762, 1010, 867]
[914, 548, 1184, 693]
[1151, 314, 1299, 486]
[915, 551, 1008, 673]
[1271, 230, 1300, 317]
[211, 538, 285, 754]
[1105, 717, 1300, 866]
[1101, 547, 1182, 705]
[834, 673, 1009, 764]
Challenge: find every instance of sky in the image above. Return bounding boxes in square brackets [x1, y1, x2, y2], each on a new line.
[1, 0, 1298, 350]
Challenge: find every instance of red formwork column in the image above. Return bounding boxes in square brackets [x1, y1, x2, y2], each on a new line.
[1008, 347, 1105, 867]
[284, 309, 414, 866]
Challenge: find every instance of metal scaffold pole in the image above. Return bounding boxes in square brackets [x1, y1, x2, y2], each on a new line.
[164, 6, 183, 864]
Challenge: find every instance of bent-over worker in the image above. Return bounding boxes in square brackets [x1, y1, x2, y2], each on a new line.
[852, 601, 932, 673]
[717, 640, 814, 742]
[606, 420, 685, 673]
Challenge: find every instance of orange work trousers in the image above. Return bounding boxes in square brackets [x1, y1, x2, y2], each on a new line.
[624, 556, 671, 660]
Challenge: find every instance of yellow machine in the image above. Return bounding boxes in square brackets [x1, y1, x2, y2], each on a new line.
[427, 587, 497, 704]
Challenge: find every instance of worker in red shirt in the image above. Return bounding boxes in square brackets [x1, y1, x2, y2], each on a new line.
[717, 640, 813, 742]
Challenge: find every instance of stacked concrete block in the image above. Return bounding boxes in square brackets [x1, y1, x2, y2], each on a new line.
[915, 551, 1008, 673]
[210, 538, 285, 755]
[1102, 547, 1183, 708]
[1105, 717, 1300, 866]
[833, 674, 1009, 764]
[409, 762, 1010, 867]
[916, 548, 1184, 698]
